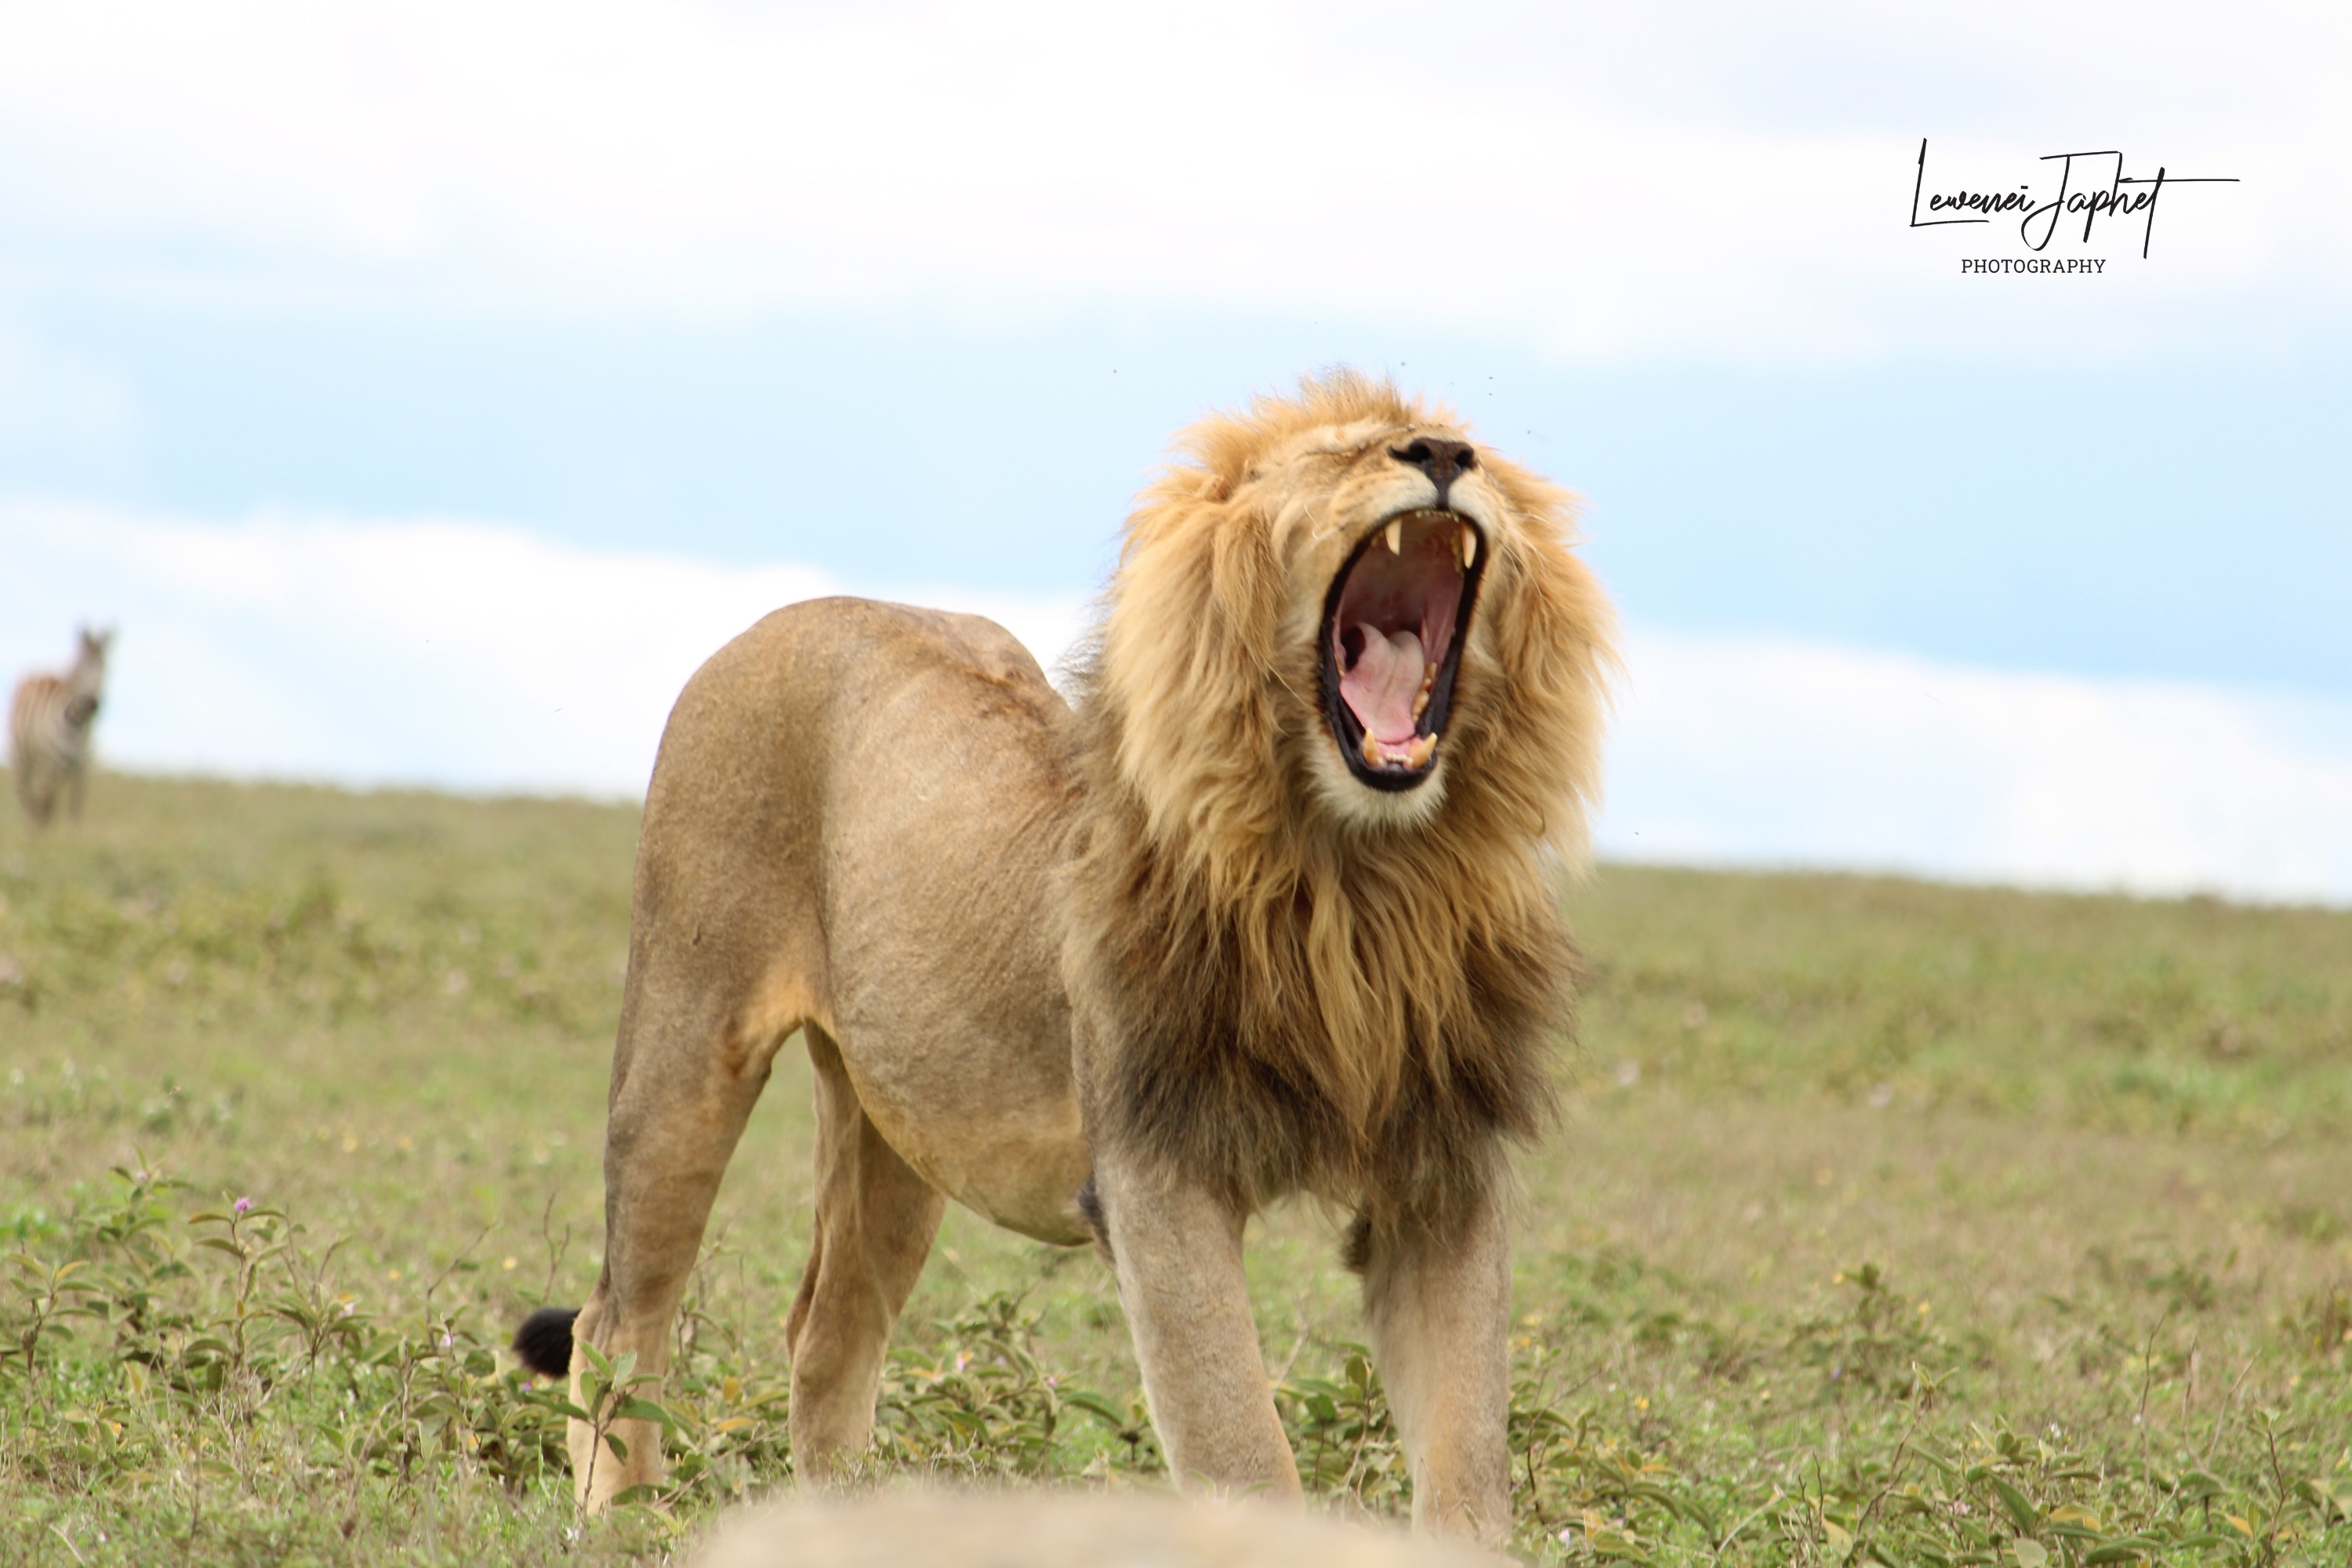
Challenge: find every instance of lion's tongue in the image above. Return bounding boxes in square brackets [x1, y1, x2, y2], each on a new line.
[1340, 624, 1425, 746]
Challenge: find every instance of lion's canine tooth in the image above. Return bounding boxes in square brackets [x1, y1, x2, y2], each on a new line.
[1362, 732, 1383, 768]
[1406, 735, 1436, 769]
[1460, 524, 1477, 568]
[1384, 519, 1402, 555]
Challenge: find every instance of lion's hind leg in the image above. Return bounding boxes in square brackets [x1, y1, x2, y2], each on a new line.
[784, 1024, 947, 1482]
[564, 977, 782, 1511]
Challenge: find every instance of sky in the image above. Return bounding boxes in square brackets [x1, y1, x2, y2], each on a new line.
[2, 1, 2347, 901]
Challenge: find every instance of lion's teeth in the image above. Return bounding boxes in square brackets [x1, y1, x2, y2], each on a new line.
[1384, 520, 1402, 555]
[1362, 732, 1382, 768]
[1406, 735, 1436, 768]
[1412, 692, 1428, 719]
[1460, 524, 1477, 568]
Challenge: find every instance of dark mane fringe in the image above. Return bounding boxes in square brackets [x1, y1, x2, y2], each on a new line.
[1061, 682, 1580, 1222]
[1071, 789, 1573, 1219]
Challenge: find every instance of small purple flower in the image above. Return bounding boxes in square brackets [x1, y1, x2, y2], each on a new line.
[233, 1196, 252, 1215]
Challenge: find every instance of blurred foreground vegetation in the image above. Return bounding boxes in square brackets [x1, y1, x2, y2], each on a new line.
[2, 772, 2348, 1566]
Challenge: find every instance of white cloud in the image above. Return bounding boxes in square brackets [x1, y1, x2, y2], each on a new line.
[0, 499, 1084, 796]
[0, 1, 2340, 361]
[1601, 630, 2352, 904]
[6, 499, 2348, 905]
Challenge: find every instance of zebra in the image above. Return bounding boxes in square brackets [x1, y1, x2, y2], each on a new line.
[9, 626, 112, 827]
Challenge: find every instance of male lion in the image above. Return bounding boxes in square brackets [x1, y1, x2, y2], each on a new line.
[515, 372, 1615, 1542]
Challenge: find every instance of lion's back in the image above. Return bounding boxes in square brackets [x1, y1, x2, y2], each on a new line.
[647, 595, 1065, 833]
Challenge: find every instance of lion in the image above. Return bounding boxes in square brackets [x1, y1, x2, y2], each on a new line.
[513, 372, 1615, 1542]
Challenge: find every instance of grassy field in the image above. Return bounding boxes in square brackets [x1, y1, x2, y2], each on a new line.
[2, 771, 2349, 1566]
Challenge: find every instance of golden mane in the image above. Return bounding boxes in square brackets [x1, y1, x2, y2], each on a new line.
[1062, 369, 1617, 1219]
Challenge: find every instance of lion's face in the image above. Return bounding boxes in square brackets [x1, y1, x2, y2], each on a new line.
[1232, 421, 1524, 828]
[1094, 375, 1613, 866]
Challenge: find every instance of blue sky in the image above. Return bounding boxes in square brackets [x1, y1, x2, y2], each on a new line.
[3, 1, 2348, 898]
[10, 301, 2347, 695]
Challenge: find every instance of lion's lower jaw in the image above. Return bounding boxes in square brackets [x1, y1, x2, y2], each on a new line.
[1304, 744, 1450, 832]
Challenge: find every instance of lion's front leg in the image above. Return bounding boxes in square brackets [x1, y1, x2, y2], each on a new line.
[1092, 1155, 1301, 1502]
[1356, 1186, 1515, 1543]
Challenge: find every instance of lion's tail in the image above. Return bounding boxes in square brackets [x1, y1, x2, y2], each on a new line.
[512, 1305, 579, 1378]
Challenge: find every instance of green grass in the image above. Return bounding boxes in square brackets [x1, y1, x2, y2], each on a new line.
[2, 771, 2348, 1566]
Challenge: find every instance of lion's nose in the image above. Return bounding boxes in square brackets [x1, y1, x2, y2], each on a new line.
[1389, 437, 1477, 508]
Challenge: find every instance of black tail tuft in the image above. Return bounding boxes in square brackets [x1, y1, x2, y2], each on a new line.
[513, 1305, 579, 1378]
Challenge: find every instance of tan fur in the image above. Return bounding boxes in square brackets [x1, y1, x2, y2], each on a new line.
[692, 1491, 1501, 1568]
[557, 373, 1615, 1542]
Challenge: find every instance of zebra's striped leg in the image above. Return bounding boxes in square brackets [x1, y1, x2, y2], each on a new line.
[18, 759, 55, 828]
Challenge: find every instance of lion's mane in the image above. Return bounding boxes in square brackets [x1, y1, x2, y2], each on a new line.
[1062, 371, 1617, 1223]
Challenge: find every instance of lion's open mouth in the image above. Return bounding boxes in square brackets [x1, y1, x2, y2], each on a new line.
[1319, 510, 1486, 791]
